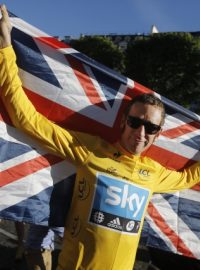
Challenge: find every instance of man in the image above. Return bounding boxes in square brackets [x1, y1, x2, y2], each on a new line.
[0, 5, 200, 270]
[25, 224, 64, 270]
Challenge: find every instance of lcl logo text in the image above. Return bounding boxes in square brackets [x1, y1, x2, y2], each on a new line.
[138, 169, 150, 176]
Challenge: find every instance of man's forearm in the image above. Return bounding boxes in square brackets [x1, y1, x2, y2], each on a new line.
[0, 46, 36, 129]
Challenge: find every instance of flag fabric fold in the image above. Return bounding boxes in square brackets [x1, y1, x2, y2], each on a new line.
[0, 10, 200, 258]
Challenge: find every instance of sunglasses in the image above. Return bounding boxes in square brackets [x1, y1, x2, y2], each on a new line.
[127, 116, 161, 135]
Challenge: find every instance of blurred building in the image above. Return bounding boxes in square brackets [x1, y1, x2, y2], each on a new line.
[59, 29, 200, 51]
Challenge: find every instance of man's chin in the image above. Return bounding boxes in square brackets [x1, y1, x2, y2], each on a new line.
[133, 142, 147, 154]
[127, 145, 144, 155]
[118, 141, 145, 155]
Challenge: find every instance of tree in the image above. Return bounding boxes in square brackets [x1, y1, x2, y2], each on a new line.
[70, 36, 125, 73]
[125, 33, 200, 107]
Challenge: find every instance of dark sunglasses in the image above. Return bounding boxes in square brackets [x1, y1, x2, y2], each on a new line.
[127, 116, 161, 135]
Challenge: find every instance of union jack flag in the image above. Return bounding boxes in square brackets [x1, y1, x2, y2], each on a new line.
[0, 11, 200, 259]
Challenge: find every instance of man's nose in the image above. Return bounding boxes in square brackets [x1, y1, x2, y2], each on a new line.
[136, 125, 145, 136]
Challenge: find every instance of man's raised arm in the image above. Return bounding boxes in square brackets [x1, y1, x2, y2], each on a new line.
[0, 5, 12, 48]
[0, 5, 89, 161]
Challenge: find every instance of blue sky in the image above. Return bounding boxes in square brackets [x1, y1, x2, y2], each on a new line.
[2, 0, 200, 38]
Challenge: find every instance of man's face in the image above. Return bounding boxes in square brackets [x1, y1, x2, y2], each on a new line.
[120, 102, 163, 155]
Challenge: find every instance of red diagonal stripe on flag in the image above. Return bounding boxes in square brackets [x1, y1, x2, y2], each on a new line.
[148, 202, 196, 258]
[162, 121, 200, 139]
[144, 145, 194, 170]
[66, 55, 106, 109]
[191, 184, 200, 191]
[35, 37, 71, 49]
[0, 154, 63, 187]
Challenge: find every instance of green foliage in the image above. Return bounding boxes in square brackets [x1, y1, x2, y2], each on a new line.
[125, 33, 200, 107]
[71, 36, 125, 73]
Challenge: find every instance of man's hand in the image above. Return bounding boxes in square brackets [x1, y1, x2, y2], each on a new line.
[0, 4, 12, 48]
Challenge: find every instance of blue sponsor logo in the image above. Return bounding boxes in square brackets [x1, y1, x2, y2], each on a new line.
[92, 173, 150, 221]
